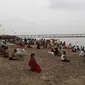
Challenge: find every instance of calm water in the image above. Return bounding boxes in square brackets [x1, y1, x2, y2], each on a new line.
[58, 38, 85, 47]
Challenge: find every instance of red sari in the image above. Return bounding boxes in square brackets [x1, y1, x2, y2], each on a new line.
[72, 48, 76, 52]
[27, 43, 31, 48]
[18, 42, 24, 47]
[28, 56, 41, 73]
[50, 47, 54, 52]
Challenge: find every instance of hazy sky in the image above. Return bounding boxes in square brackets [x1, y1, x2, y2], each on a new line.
[0, 0, 85, 35]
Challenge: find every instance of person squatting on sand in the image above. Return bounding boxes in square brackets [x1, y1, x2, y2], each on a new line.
[61, 51, 70, 62]
[28, 53, 41, 73]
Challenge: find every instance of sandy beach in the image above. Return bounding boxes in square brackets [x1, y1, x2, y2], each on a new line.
[0, 44, 85, 85]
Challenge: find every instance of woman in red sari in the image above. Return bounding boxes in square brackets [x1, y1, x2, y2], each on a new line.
[18, 42, 24, 47]
[28, 53, 41, 73]
[27, 43, 32, 48]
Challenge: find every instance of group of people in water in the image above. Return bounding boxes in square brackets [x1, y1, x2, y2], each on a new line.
[0, 37, 85, 73]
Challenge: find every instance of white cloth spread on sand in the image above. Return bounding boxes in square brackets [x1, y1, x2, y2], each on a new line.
[79, 51, 85, 57]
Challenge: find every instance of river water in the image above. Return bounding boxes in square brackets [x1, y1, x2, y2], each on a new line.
[57, 38, 85, 47]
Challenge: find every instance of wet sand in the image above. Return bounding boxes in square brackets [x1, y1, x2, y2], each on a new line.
[0, 44, 85, 85]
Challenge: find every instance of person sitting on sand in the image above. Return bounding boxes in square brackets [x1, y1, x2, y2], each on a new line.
[9, 49, 19, 60]
[61, 51, 70, 62]
[72, 46, 76, 52]
[18, 41, 25, 47]
[27, 43, 32, 48]
[54, 47, 61, 56]
[79, 50, 85, 57]
[37, 43, 40, 49]
[28, 53, 41, 73]
[68, 43, 72, 50]
[9, 46, 26, 60]
[0, 43, 9, 58]
[48, 46, 55, 55]
[15, 45, 26, 57]
[76, 46, 80, 51]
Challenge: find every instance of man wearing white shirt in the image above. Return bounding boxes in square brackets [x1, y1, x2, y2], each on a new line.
[61, 51, 70, 62]
[79, 50, 85, 57]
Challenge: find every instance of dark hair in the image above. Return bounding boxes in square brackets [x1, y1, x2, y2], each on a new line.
[14, 49, 17, 53]
[63, 51, 66, 55]
[1, 45, 8, 49]
[30, 53, 35, 57]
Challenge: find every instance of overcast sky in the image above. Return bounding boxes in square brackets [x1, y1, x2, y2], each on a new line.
[0, 0, 85, 35]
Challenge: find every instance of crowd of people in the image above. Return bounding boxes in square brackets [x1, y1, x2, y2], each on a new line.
[0, 37, 85, 73]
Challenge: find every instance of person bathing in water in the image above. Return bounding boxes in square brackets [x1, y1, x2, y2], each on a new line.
[28, 53, 41, 73]
[61, 51, 70, 62]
